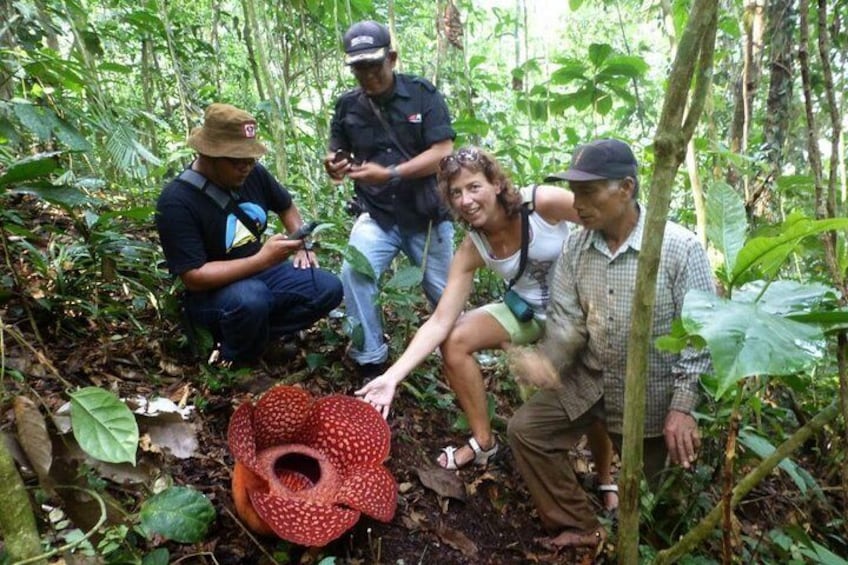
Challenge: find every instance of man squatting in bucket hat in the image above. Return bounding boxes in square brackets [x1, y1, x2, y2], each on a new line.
[156, 103, 343, 368]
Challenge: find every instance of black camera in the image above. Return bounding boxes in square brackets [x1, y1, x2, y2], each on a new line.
[334, 149, 362, 166]
[345, 197, 363, 217]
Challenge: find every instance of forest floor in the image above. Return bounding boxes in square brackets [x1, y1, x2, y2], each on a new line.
[5, 300, 619, 564]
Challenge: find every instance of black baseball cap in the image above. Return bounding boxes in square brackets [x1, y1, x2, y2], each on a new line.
[545, 139, 638, 182]
[343, 21, 391, 65]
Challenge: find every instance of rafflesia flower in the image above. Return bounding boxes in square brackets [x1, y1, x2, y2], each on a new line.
[227, 385, 397, 546]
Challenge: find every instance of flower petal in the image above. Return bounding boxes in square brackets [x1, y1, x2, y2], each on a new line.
[305, 395, 391, 468]
[249, 491, 359, 547]
[253, 385, 314, 451]
[227, 402, 258, 469]
[336, 464, 397, 522]
[232, 462, 273, 536]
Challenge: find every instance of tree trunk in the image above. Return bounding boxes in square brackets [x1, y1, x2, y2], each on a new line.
[727, 0, 765, 200]
[754, 0, 796, 220]
[618, 0, 718, 562]
[241, 0, 286, 178]
[0, 437, 45, 564]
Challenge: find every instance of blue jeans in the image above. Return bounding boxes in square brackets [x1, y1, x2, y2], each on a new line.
[185, 261, 343, 362]
[341, 214, 454, 365]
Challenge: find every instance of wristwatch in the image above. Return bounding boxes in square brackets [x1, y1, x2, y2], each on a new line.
[388, 165, 402, 183]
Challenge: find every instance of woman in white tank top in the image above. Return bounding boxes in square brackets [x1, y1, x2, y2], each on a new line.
[355, 148, 618, 511]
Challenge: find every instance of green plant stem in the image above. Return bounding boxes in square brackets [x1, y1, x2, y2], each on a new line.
[13, 486, 107, 565]
[0, 439, 43, 564]
[654, 400, 840, 564]
[721, 382, 745, 563]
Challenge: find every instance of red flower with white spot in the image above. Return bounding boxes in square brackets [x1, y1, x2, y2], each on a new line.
[228, 385, 397, 546]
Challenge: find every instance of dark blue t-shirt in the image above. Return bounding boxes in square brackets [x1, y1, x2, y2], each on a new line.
[156, 163, 293, 276]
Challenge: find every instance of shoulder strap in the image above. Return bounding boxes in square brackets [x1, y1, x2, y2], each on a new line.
[177, 169, 263, 240]
[505, 185, 538, 289]
[365, 95, 415, 161]
[506, 204, 531, 290]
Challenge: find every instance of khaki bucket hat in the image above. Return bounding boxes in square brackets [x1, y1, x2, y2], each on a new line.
[187, 103, 268, 159]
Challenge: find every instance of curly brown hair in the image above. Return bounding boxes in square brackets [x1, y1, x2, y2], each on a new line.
[436, 147, 522, 227]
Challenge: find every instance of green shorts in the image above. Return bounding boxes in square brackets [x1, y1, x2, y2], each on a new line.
[480, 302, 544, 345]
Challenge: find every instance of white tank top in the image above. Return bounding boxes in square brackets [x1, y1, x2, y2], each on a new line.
[468, 186, 570, 319]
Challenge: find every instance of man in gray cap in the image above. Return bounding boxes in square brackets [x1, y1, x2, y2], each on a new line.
[323, 20, 455, 379]
[157, 103, 342, 369]
[507, 139, 715, 553]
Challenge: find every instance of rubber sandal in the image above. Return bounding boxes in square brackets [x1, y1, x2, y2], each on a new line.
[598, 483, 619, 512]
[438, 437, 499, 470]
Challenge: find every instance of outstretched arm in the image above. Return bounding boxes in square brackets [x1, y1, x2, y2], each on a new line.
[356, 237, 484, 417]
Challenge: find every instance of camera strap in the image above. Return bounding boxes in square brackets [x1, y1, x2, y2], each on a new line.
[177, 169, 263, 241]
[505, 184, 538, 290]
[365, 96, 415, 161]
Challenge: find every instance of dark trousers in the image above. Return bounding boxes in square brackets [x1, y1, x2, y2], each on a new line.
[507, 389, 668, 533]
[185, 261, 342, 362]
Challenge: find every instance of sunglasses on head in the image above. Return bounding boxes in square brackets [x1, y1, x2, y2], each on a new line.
[439, 148, 481, 172]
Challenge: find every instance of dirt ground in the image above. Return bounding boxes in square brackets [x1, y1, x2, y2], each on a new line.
[3, 307, 614, 564]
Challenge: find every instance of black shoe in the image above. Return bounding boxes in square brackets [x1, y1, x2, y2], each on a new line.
[356, 361, 387, 381]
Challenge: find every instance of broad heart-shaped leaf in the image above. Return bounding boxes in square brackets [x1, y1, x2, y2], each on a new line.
[139, 486, 215, 543]
[385, 265, 423, 289]
[706, 181, 747, 279]
[733, 280, 838, 315]
[730, 213, 848, 286]
[70, 387, 139, 465]
[738, 430, 821, 497]
[0, 152, 62, 187]
[681, 290, 826, 399]
[588, 43, 613, 67]
[344, 244, 376, 282]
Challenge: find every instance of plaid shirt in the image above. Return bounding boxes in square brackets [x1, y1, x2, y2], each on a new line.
[541, 206, 715, 436]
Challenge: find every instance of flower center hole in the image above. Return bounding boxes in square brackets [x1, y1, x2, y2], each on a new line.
[274, 453, 321, 490]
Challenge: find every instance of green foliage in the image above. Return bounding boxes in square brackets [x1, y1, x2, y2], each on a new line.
[138, 486, 216, 543]
[680, 289, 826, 399]
[70, 387, 139, 465]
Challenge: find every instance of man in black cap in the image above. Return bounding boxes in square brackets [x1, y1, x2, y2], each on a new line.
[324, 20, 455, 378]
[157, 103, 343, 369]
[507, 139, 715, 552]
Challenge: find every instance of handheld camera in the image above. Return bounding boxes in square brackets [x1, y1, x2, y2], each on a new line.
[287, 221, 319, 240]
[333, 149, 362, 166]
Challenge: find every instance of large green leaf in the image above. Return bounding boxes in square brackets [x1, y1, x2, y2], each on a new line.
[733, 280, 837, 315]
[452, 117, 490, 137]
[385, 265, 423, 289]
[705, 181, 747, 278]
[344, 244, 376, 281]
[738, 430, 820, 495]
[588, 43, 613, 67]
[139, 486, 216, 543]
[681, 290, 826, 399]
[70, 387, 138, 465]
[10, 184, 94, 209]
[731, 213, 848, 286]
[600, 55, 649, 78]
[0, 152, 62, 187]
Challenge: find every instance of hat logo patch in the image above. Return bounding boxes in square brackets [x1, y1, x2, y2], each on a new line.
[407, 113, 422, 123]
[350, 35, 375, 47]
[243, 123, 257, 138]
